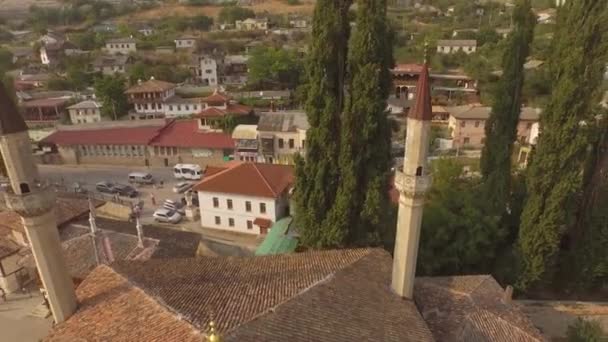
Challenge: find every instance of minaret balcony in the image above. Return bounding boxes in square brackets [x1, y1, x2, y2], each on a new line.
[3, 185, 56, 218]
[395, 171, 432, 199]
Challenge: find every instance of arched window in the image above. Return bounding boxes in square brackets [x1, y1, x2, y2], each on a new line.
[416, 167, 423, 176]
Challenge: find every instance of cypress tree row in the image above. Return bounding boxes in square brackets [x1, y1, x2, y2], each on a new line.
[329, 0, 394, 246]
[517, 0, 608, 290]
[294, 0, 352, 247]
[479, 0, 535, 214]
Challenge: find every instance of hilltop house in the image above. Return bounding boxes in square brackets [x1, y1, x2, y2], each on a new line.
[194, 162, 294, 235]
[192, 55, 218, 86]
[175, 36, 197, 49]
[105, 37, 137, 55]
[436, 39, 477, 54]
[92, 55, 132, 75]
[235, 18, 269, 31]
[67, 101, 104, 124]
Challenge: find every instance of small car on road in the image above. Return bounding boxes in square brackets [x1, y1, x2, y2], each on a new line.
[96, 181, 117, 194]
[173, 182, 193, 194]
[113, 184, 138, 198]
[162, 199, 186, 215]
[153, 208, 182, 224]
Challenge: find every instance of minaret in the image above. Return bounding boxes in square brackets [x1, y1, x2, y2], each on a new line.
[0, 83, 77, 322]
[391, 60, 433, 298]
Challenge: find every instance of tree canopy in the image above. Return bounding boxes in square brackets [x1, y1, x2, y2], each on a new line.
[247, 47, 303, 89]
[94, 75, 129, 120]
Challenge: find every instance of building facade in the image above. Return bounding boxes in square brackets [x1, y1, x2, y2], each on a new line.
[67, 101, 103, 124]
[126, 78, 176, 116]
[105, 38, 137, 55]
[257, 111, 308, 164]
[198, 56, 218, 86]
[92, 55, 131, 75]
[175, 37, 196, 49]
[447, 105, 541, 149]
[436, 40, 477, 54]
[235, 18, 269, 31]
[194, 163, 294, 235]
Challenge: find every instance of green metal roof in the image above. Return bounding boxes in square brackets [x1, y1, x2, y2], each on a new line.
[255, 217, 299, 256]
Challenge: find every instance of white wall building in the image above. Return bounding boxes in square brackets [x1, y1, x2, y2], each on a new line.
[257, 111, 308, 165]
[194, 162, 294, 235]
[67, 101, 103, 124]
[125, 78, 176, 115]
[436, 40, 477, 54]
[175, 36, 197, 49]
[198, 56, 218, 86]
[235, 18, 269, 31]
[105, 38, 137, 55]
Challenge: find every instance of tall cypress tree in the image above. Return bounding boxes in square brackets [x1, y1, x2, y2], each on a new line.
[517, 0, 608, 290]
[294, 0, 352, 247]
[328, 0, 393, 246]
[480, 0, 535, 214]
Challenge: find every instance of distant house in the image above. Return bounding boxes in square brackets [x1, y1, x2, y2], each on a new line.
[257, 111, 308, 165]
[220, 55, 249, 85]
[92, 55, 132, 75]
[39, 30, 65, 45]
[105, 37, 137, 55]
[137, 25, 154, 36]
[289, 18, 308, 29]
[447, 105, 541, 149]
[40, 41, 78, 65]
[92, 22, 118, 33]
[126, 78, 176, 117]
[194, 162, 294, 235]
[175, 36, 197, 49]
[67, 101, 104, 124]
[8, 47, 34, 64]
[436, 40, 477, 54]
[197, 55, 218, 86]
[235, 18, 269, 31]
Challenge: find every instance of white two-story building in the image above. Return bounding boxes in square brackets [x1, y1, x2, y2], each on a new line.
[125, 78, 176, 118]
[67, 100, 104, 124]
[105, 37, 137, 55]
[194, 162, 294, 235]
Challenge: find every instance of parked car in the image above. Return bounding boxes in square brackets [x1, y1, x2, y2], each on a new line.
[153, 208, 182, 224]
[173, 182, 193, 194]
[96, 181, 117, 194]
[163, 199, 186, 215]
[113, 184, 138, 198]
[128, 172, 155, 185]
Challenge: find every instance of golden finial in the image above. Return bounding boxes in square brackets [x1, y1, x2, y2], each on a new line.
[206, 321, 222, 342]
[423, 40, 429, 64]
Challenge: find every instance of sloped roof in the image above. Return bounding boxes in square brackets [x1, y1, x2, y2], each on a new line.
[42, 124, 164, 146]
[67, 100, 102, 110]
[257, 111, 309, 132]
[255, 217, 298, 256]
[202, 91, 231, 104]
[447, 105, 541, 121]
[0, 82, 28, 135]
[198, 103, 252, 117]
[149, 120, 234, 149]
[125, 79, 175, 94]
[232, 124, 258, 140]
[408, 64, 432, 121]
[106, 37, 136, 44]
[194, 162, 294, 198]
[415, 275, 545, 341]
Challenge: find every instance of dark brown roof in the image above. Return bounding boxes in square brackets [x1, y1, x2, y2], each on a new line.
[0, 81, 28, 135]
[194, 162, 294, 199]
[414, 275, 545, 342]
[408, 63, 433, 121]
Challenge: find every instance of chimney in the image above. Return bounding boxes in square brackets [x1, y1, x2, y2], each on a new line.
[503, 285, 514, 304]
[391, 62, 433, 298]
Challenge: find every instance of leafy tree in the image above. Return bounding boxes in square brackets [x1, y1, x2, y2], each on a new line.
[218, 6, 255, 24]
[294, 0, 352, 248]
[480, 0, 535, 215]
[327, 0, 393, 246]
[191, 15, 214, 31]
[94, 75, 129, 120]
[567, 318, 604, 342]
[0, 48, 13, 73]
[247, 47, 303, 89]
[418, 158, 503, 275]
[517, 0, 608, 290]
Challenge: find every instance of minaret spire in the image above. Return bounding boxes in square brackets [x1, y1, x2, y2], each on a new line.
[0, 82, 77, 322]
[391, 59, 433, 298]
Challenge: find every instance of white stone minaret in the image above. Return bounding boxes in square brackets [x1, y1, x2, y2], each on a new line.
[0, 83, 77, 322]
[391, 62, 433, 298]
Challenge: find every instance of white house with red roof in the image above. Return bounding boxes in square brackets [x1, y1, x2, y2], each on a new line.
[194, 162, 294, 235]
[126, 77, 176, 118]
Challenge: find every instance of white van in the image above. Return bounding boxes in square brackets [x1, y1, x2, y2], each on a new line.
[128, 172, 155, 185]
[173, 164, 202, 180]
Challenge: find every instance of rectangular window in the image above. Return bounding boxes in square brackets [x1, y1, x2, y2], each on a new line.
[278, 139, 284, 148]
[172, 147, 178, 155]
[464, 137, 470, 144]
[245, 201, 251, 212]
[215, 216, 221, 225]
[475, 121, 480, 128]
[169, 105, 173, 111]
[228, 218, 234, 227]
[289, 139, 295, 148]
[154, 146, 159, 155]
[177, 105, 182, 111]
[460, 121, 466, 127]
[213, 197, 219, 208]
[260, 203, 266, 214]
[185, 105, 190, 111]
[247, 220, 253, 230]
[526, 122, 533, 129]
[227, 199, 233, 210]
[302, 140, 306, 148]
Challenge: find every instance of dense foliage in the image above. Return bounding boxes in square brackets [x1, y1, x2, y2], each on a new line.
[567, 318, 605, 342]
[94, 75, 129, 120]
[218, 6, 255, 24]
[517, 0, 608, 290]
[480, 0, 535, 214]
[247, 47, 303, 90]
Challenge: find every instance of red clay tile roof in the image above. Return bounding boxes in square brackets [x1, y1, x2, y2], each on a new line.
[194, 162, 294, 198]
[414, 275, 545, 342]
[202, 92, 231, 104]
[42, 125, 164, 146]
[0, 197, 97, 233]
[125, 79, 176, 94]
[198, 104, 252, 118]
[149, 120, 234, 149]
[21, 98, 69, 108]
[45, 265, 202, 342]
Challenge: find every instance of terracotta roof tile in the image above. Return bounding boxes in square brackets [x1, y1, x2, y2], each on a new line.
[42, 125, 164, 146]
[45, 265, 202, 342]
[149, 120, 234, 149]
[202, 92, 231, 104]
[194, 162, 294, 198]
[198, 104, 252, 118]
